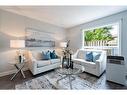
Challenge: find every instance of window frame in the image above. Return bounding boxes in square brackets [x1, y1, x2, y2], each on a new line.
[82, 21, 121, 55]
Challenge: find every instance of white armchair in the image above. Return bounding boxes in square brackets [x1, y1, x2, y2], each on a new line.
[72, 49, 107, 77]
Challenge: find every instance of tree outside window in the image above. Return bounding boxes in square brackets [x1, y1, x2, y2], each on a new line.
[84, 25, 118, 46]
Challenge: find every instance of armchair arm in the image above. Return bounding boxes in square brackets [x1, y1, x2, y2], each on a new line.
[72, 50, 79, 59]
[95, 60, 101, 67]
[95, 57, 106, 75]
[96, 59, 102, 63]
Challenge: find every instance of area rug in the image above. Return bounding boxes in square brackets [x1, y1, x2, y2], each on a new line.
[15, 71, 106, 90]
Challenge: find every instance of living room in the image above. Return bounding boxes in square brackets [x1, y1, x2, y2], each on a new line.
[0, 5, 127, 91]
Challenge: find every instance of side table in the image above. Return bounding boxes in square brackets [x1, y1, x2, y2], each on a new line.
[10, 61, 26, 80]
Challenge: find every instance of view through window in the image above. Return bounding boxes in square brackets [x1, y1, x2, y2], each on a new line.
[83, 23, 119, 56]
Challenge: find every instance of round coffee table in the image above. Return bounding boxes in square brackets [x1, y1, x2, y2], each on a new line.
[56, 67, 82, 89]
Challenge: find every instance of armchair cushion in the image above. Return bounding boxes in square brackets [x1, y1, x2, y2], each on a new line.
[73, 58, 96, 68]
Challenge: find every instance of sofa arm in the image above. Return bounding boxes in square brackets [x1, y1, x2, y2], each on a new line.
[31, 55, 38, 63]
[28, 54, 38, 72]
[31, 57, 37, 64]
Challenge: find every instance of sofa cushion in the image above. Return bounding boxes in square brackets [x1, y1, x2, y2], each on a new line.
[92, 52, 101, 62]
[37, 60, 51, 68]
[73, 58, 96, 68]
[85, 52, 93, 62]
[50, 59, 60, 64]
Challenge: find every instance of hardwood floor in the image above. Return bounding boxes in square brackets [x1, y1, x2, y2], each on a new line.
[0, 70, 49, 89]
[0, 70, 126, 89]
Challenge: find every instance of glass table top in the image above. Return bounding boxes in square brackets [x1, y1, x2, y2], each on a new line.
[56, 67, 82, 75]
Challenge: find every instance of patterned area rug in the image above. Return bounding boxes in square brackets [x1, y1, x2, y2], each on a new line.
[15, 71, 106, 90]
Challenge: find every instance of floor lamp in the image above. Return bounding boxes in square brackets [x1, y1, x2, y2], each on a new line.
[10, 40, 25, 63]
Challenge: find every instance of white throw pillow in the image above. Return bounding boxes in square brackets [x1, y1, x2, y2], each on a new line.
[77, 50, 86, 59]
[32, 51, 42, 60]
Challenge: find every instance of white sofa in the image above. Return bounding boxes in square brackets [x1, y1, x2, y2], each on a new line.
[28, 50, 61, 75]
[72, 49, 107, 77]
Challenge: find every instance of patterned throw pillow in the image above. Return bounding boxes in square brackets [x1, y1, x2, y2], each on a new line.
[85, 52, 93, 62]
[42, 50, 51, 60]
[50, 50, 58, 59]
[92, 52, 101, 62]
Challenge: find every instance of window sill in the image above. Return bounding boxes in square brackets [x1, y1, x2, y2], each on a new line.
[84, 46, 118, 49]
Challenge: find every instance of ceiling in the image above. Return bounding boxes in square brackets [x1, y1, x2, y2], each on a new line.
[0, 6, 127, 28]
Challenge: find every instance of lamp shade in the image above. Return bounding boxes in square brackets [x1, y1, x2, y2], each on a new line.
[10, 40, 25, 48]
[60, 42, 67, 48]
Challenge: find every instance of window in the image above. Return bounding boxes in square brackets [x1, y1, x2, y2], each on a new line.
[83, 23, 120, 56]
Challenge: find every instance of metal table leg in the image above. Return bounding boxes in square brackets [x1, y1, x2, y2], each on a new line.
[21, 69, 26, 78]
[57, 75, 75, 89]
[69, 75, 72, 89]
[10, 64, 25, 80]
[57, 75, 68, 83]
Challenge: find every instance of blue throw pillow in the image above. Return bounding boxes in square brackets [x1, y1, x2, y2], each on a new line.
[50, 50, 58, 59]
[85, 52, 93, 62]
[42, 51, 51, 60]
[92, 52, 101, 62]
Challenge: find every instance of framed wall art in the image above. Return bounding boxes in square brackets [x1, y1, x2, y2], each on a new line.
[25, 28, 55, 47]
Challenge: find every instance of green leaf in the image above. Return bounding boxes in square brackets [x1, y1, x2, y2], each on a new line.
[84, 26, 114, 41]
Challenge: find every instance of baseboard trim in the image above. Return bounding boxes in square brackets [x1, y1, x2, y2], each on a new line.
[0, 67, 28, 77]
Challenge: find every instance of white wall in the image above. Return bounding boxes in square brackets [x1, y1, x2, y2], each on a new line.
[0, 9, 66, 76]
[67, 10, 127, 67]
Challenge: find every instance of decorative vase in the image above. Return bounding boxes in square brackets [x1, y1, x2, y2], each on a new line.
[19, 55, 22, 63]
[70, 61, 73, 69]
